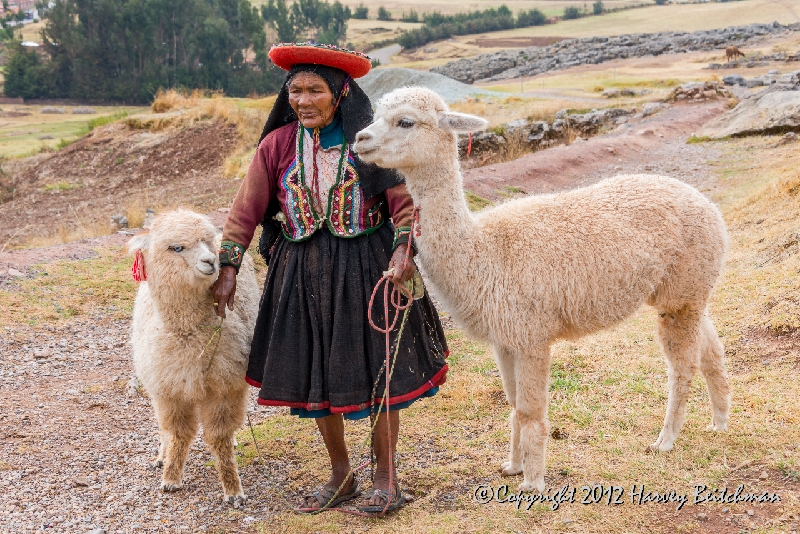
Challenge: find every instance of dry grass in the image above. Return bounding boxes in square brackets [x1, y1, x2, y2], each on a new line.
[143, 89, 275, 179]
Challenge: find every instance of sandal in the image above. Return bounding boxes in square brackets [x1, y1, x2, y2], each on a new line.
[358, 482, 406, 514]
[294, 479, 361, 514]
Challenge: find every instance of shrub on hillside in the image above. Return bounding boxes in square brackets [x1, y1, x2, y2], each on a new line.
[377, 6, 393, 21]
[593, 1, 604, 15]
[516, 8, 546, 27]
[353, 3, 368, 19]
[401, 9, 419, 23]
[563, 6, 583, 19]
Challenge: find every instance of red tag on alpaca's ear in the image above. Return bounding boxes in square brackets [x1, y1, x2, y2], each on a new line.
[132, 249, 147, 282]
[467, 132, 473, 157]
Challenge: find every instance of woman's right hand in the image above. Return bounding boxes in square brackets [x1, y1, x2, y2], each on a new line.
[212, 266, 238, 318]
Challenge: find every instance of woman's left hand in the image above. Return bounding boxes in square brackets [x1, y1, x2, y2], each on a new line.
[388, 244, 416, 285]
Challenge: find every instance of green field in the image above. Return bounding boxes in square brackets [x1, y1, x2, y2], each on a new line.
[0, 105, 148, 158]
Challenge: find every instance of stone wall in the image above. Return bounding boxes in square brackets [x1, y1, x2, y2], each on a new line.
[432, 22, 800, 84]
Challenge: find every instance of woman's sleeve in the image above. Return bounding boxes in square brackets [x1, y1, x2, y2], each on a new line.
[220, 143, 275, 271]
[384, 183, 416, 252]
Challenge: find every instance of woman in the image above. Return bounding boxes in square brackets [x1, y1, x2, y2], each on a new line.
[211, 43, 449, 513]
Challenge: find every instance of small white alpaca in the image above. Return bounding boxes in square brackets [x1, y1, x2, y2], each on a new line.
[354, 87, 730, 492]
[128, 210, 258, 505]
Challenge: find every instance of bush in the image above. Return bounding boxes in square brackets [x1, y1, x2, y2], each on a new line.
[377, 6, 392, 21]
[516, 8, 546, 27]
[655, 0, 668, 4]
[563, 6, 583, 19]
[593, 1, 604, 14]
[370, 58, 381, 68]
[400, 9, 419, 23]
[353, 4, 368, 19]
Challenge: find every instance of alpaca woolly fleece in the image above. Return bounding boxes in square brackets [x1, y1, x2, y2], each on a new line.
[354, 86, 731, 493]
[128, 210, 258, 504]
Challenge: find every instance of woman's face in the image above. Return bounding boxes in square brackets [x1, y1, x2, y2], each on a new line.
[288, 72, 336, 130]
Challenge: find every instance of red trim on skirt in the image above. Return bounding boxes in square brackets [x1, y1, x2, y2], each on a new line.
[247, 364, 449, 413]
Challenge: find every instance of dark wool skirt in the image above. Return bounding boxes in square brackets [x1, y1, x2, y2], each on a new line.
[245, 224, 449, 416]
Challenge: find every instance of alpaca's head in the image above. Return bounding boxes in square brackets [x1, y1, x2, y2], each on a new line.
[127, 210, 221, 290]
[354, 87, 488, 172]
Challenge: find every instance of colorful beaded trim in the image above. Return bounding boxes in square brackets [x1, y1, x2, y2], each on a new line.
[219, 241, 246, 271]
[392, 225, 415, 252]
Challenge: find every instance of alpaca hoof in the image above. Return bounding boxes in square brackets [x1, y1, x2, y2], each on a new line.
[152, 459, 164, 469]
[223, 494, 247, 508]
[161, 481, 183, 492]
[500, 461, 523, 476]
[646, 439, 673, 453]
[518, 478, 545, 493]
[706, 422, 727, 432]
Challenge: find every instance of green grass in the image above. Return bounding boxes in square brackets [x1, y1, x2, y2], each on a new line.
[465, 190, 493, 211]
[42, 181, 81, 192]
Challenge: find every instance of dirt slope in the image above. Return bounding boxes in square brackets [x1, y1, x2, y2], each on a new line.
[0, 119, 240, 246]
[461, 101, 727, 202]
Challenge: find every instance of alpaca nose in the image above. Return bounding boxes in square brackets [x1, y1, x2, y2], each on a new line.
[355, 130, 372, 144]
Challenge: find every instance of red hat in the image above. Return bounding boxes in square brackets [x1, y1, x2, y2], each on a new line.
[269, 42, 372, 79]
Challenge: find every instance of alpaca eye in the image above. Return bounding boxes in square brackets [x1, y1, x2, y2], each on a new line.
[398, 118, 415, 129]
[169, 245, 184, 253]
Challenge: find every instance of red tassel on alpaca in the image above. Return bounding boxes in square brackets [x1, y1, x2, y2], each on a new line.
[467, 132, 473, 157]
[132, 249, 147, 282]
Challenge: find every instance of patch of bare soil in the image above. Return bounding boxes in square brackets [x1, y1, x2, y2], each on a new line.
[0, 119, 241, 246]
[462, 101, 728, 201]
[466, 37, 567, 48]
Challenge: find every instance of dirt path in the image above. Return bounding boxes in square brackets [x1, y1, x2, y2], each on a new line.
[462, 100, 727, 202]
[0, 100, 740, 534]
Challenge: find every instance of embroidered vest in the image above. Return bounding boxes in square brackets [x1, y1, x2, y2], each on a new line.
[280, 124, 384, 242]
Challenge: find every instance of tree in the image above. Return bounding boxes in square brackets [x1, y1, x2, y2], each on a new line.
[353, 3, 368, 19]
[593, 0, 604, 14]
[6, 0, 283, 102]
[563, 6, 582, 19]
[377, 6, 392, 21]
[655, 0, 668, 4]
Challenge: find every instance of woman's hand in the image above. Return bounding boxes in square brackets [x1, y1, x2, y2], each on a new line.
[388, 244, 416, 285]
[212, 266, 238, 318]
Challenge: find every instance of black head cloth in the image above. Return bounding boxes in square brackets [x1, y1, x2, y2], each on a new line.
[258, 64, 402, 199]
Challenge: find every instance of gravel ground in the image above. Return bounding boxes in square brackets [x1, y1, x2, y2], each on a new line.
[0, 315, 287, 534]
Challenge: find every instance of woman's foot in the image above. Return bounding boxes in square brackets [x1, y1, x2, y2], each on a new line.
[297, 474, 360, 512]
[360, 477, 405, 514]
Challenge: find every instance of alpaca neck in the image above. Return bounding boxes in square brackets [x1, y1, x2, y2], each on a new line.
[150, 279, 218, 336]
[401, 158, 476, 301]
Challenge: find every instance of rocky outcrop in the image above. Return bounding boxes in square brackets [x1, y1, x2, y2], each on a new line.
[458, 106, 645, 156]
[666, 81, 733, 102]
[695, 70, 800, 138]
[432, 22, 800, 84]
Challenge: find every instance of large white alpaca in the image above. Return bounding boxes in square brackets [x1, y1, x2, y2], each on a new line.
[354, 87, 730, 492]
[128, 210, 258, 505]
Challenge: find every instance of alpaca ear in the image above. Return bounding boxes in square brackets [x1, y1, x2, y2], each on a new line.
[127, 233, 151, 255]
[437, 111, 489, 134]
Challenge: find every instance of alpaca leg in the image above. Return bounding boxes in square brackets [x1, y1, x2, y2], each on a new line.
[153, 397, 198, 492]
[698, 312, 730, 431]
[515, 345, 551, 492]
[153, 430, 168, 468]
[494, 346, 522, 476]
[651, 307, 701, 452]
[200, 390, 247, 505]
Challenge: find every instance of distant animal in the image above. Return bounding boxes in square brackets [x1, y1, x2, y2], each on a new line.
[354, 87, 731, 492]
[726, 46, 744, 62]
[128, 210, 258, 506]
